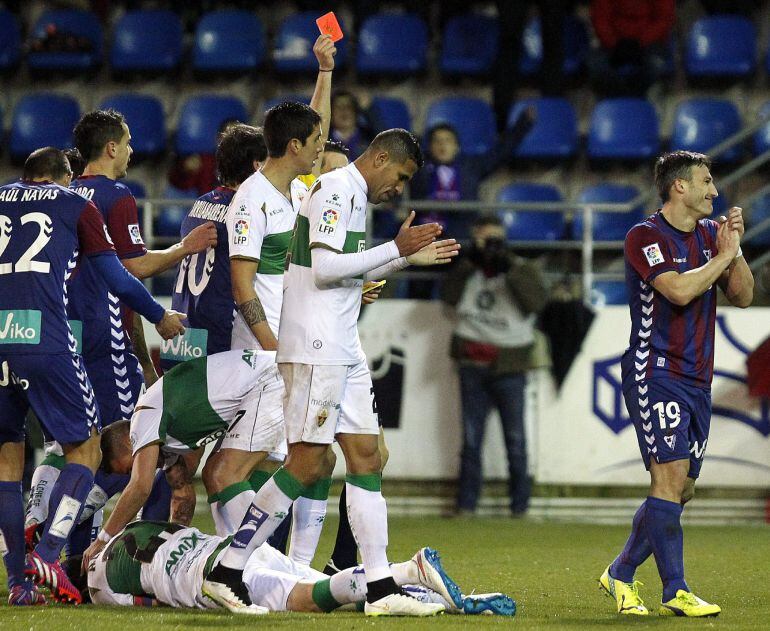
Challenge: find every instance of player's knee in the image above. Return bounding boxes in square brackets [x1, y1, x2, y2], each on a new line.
[201, 458, 232, 494]
[321, 447, 337, 477]
[286, 582, 322, 613]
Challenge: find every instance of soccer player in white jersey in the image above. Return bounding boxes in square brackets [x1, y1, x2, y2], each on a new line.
[204, 129, 460, 616]
[81, 519, 515, 616]
[209, 35, 336, 540]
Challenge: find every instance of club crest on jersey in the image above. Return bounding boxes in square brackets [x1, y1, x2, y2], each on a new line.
[319, 208, 339, 235]
[317, 407, 329, 427]
[703, 249, 712, 261]
[127, 223, 142, 245]
[642, 243, 664, 266]
[664, 434, 676, 450]
[233, 219, 249, 245]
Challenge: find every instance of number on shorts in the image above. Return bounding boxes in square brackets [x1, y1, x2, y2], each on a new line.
[652, 401, 681, 430]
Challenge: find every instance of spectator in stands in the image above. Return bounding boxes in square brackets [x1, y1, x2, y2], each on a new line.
[588, 0, 675, 96]
[441, 215, 548, 517]
[329, 90, 371, 160]
[493, 0, 568, 131]
[167, 118, 239, 197]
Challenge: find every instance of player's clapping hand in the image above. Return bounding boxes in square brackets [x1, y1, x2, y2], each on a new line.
[407, 239, 461, 266]
[156, 310, 186, 340]
[394, 211, 442, 257]
[313, 33, 336, 70]
[716, 217, 740, 259]
[182, 221, 217, 254]
[722, 206, 745, 238]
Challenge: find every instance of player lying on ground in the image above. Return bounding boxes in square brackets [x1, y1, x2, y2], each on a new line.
[80, 349, 285, 571]
[76, 520, 515, 617]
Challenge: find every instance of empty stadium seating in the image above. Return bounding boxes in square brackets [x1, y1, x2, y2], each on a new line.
[193, 10, 265, 73]
[424, 97, 496, 157]
[27, 9, 102, 72]
[440, 13, 499, 76]
[357, 13, 428, 76]
[670, 98, 742, 162]
[10, 93, 80, 161]
[274, 11, 347, 73]
[748, 192, 770, 246]
[175, 95, 248, 155]
[591, 280, 629, 306]
[497, 183, 566, 241]
[508, 98, 578, 160]
[368, 96, 412, 133]
[0, 10, 20, 71]
[753, 101, 770, 155]
[99, 94, 166, 157]
[588, 99, 660, 160]
[519, 15, 589, 77]
[111, 10, 182, 74]
[573, 184, 644, 241]
[685, 15, 756, 79]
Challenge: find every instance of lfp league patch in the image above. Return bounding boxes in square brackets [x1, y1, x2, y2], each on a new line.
[319, 208, 340, 235]
[642, 242, 664, 266]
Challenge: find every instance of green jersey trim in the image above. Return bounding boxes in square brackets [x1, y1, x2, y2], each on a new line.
[259, 230, 293, 275]
[288, 215, 312, 269]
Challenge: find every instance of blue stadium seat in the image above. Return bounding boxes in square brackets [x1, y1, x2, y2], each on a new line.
[686, 16, 756, 78]
[424, 97, 496, 157]
[357, 13, 428, 76]
[588, 99, 659, 160]
[591, 280, 628, 306]
[507, 98, 577, 160]
[671, 98, 741, 162]
[98, 94, 165, 157]
[573, 184, 644, 241]
[10, 93, 80, 160]
[28, 10, 102, 72]
[193, 10, 265, 73]
[440, 13, 498, 76]
[748, 193, 770, 246]
[156, 185, 192, 237]
[497, 183, 565, 241]
[752, 101, 770, 155]
[123, 179, 147, 227]
[0, 10, 21, 71]
[520, 15, 588, 76]
[368, 96, 411, 133]
[111, 10, 182, 73]
[175, 95, 248, 155]
[274, 11, 347, 73]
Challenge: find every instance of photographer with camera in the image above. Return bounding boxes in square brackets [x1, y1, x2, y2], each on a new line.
[441, 215, 547, 516]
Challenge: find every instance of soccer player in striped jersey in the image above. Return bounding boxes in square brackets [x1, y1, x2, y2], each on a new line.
[600, 151, 753, 617]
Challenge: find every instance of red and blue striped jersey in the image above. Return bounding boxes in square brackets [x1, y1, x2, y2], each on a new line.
[68, 175, 146, 357]
[622, 211, 719, 390]
[0, 181, 114, 354]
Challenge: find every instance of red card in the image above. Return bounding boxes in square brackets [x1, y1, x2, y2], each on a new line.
[316, 12, 343, 42]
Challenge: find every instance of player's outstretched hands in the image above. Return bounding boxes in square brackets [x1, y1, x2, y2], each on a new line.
[723, 206, 745, 238]
[156, 310, 186, 340]
[314, 33, 336, 70]
[182, 221, 217, 254]
[716, 216, 740, 260]
[395, 211, 442, 257]
[407, 239, 461, 266]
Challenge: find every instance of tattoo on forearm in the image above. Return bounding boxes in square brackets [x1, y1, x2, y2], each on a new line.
[170, 495, 195, 525]
[238, 297, 267, 326]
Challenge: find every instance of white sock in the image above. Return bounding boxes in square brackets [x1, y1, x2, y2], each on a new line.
[329, 566, 368, 604]
[79, 484, 109, 523]
[210, 501, 231, 536]
[214, 483, 256, 537]
[219, 470, 303, 570]
[391, 559, 419, 587]
[345, 479, 392, 582]
[289, 496, 328, 566]
[26, 464, 60, 526]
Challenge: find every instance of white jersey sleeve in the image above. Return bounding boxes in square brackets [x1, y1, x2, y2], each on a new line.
[227, 184, 267, 261]
[307, 181, 352, 252]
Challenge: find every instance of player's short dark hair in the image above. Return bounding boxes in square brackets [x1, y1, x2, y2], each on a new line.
[367, 129, 424, 169]
[22, 147, 72, 181]
[263, 101, 321, 159]
[216, 123, 267, 187]
[472, 214, 504, 230]
[64, 148, 85, 179]
[654, 151, 712, 202]
[100, 419, 131, 474]
[427, 123, 459, 144]
[324, 139, 349, 157]
[73, 109, 127, 163]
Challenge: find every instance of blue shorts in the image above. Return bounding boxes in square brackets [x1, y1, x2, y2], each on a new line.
[0, 353, 101, 445]
[623, 378, 711, 479]
[83, 351, 144, 426]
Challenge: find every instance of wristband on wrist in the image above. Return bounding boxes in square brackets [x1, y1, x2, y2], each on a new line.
[319, 67, 333, 72]
[735, 246, 743, 259]
[97, 529, 112, 544]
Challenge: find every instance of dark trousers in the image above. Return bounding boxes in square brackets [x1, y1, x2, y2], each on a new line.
[456, 366, 530, 513]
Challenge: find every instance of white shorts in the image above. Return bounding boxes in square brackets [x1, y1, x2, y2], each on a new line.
[243, 544, 326, 612]
[215, 374, 286, 457]
[279, 359, 379, 445]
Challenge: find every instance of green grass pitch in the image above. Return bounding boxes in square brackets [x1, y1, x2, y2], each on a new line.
[2, 513, 769, 630]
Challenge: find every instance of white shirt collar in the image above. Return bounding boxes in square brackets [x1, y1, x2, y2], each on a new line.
[346, 163, 368, 197]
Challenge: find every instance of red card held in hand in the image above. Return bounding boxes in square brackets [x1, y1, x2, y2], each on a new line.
[316, 12, 343, 42]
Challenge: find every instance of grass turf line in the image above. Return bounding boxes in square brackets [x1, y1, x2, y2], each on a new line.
[2, 514, 768, 629]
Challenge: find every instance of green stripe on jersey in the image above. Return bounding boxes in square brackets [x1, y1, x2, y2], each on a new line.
[160, 357, 227, 450]
[343, 231, 366, 254]
[259, 230, 293, 275]
[289, 214, 312, 269]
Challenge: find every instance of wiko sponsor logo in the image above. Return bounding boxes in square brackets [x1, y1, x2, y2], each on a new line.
[160, 328, 208, 362]
[0, 310, 41, 344]
[0, 361, 30, 390]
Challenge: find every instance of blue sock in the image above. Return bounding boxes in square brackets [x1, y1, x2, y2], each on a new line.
[36, 463, 93, 563]
[65, 515, 94, 558]
[267, 506, 292, 554]
[610, 500, 653, 582]
[141, 470, 171, 521]
[0, 480, 27, 588]
[643, 496, 689, 601]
